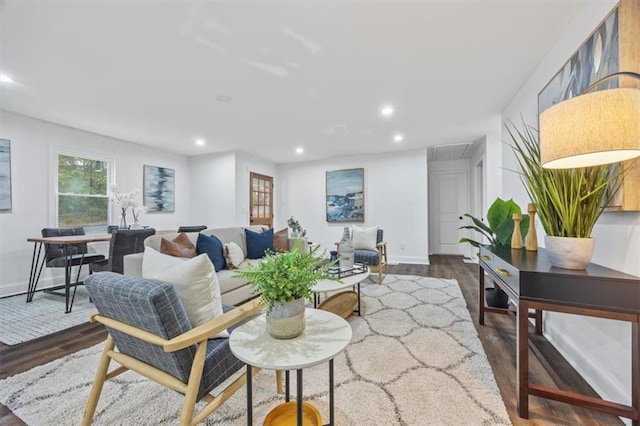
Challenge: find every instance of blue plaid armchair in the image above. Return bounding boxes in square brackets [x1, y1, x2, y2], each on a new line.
[82, 272, 265, 426]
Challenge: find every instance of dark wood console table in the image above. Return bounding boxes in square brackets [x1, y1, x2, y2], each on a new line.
[478, 245, 640, 424]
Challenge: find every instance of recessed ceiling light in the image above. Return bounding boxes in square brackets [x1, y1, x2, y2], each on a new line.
[394, 134, 404, 142]
[195, 138, 205, 146]
[0, 74, 15, 84]
[216, 95, 232, 103]
[381, 106, 394, 116]
[295, 147, 304, 154]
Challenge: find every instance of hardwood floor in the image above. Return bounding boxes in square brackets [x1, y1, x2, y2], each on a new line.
[0, 256, 624, 425]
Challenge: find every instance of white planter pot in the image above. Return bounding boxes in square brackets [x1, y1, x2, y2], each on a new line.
[544, 236, 595, 270]
[266, 297, 306, 339]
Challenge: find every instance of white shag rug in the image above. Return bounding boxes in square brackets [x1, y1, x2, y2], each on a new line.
[0, 275, 511, 425]
[0, 286, 95, 345]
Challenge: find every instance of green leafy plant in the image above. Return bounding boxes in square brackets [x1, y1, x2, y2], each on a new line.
[233, 242, 334, 311]
[459, 197, 529, 247]
[287, 216, 307, 237]
[506, 121, 623, 238]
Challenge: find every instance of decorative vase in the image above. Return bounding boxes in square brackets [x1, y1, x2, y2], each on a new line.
[266, 297, 306, 339]
[544, 235, 595, 270]
[526, 203, 538, 251]
[119, 210, 128, 229]
[130, 220, 142, 229]
[338, 227, 354, 270]
[511, 213, 523, 249]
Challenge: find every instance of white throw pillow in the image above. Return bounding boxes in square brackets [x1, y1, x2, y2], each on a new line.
[142, 247, 228, 338]
[224, 241, 245, 269]
[352, 225, 379, 251]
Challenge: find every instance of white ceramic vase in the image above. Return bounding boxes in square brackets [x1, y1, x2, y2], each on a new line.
[266, 297, 306, 339]
[544, 235, 595, 270]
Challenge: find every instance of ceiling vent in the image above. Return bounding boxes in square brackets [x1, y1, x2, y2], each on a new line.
[429, 142, 475, 161]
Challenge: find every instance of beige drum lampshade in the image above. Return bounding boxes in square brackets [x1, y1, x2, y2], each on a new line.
[539, 88, 640, 169]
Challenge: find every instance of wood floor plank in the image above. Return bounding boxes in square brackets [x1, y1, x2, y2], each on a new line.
[0, 256, 624, 424]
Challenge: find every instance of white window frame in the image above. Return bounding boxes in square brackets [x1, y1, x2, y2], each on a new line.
[51, 149, 115, 231]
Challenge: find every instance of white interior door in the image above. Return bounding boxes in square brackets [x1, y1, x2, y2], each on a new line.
[429, 170, 469, 255]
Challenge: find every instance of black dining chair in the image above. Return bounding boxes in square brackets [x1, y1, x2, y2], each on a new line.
[90, 228, 156, 274]
[177, 225, 207, 233]
[41, 227, 106, 271]
[35, 227, 106, 312]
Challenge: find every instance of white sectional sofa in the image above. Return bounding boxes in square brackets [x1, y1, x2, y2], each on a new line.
[123, 226, 266, 305]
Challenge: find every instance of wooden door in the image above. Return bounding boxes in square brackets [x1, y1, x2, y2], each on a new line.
[428, 170, 468, 255]
[250, 172, 273, 228]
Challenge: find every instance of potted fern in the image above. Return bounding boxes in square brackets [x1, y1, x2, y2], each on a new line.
[234, 243, 334, 339]
[507, 122, 622, 269]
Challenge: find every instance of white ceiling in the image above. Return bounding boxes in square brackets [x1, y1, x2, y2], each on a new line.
[0, 1, 584, 163]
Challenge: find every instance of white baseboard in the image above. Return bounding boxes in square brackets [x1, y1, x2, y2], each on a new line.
[0, 272, 89, 298]
[544, 321, 629, 409]
[389, 256, 430, 265]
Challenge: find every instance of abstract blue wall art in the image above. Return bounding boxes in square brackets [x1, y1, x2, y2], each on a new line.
[0, 139, 11, 212]
[326, 168, 364, 222]
[144, 165, 175, 212]
[538, 8, 619, 115]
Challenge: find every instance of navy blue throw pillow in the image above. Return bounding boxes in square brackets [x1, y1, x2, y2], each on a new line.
[245, 228, 275, 259]
[196, 233, 226, 271]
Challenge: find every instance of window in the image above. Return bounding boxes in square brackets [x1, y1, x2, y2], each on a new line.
[57, 153, 110, 228]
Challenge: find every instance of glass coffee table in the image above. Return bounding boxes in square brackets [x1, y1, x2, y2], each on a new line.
[229, 309, 352, 426]
[312, 268, 370, 318]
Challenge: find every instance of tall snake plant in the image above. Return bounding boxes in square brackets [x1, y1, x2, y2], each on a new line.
[506, 121, 623, 238]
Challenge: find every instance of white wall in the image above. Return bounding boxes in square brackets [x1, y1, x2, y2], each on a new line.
[0, 111, 191, 297]
[189, 151, 277, 228]
[501, 0, 638, 413]
[189, 151, 237, 228]
[484, 133, 503, 213]
[276, 149, 429, 264]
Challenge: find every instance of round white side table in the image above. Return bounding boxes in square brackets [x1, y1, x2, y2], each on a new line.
[229, 309, 352, 426]
[312, 269, 370, 316]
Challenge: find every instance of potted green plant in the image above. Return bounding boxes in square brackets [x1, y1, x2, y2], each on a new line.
[287, 216, 307, 238]
[459, 197, 529, 309]
[234, 243, 335, 339]
[459, 197, 529, 248]
[507, 122, 622, 269]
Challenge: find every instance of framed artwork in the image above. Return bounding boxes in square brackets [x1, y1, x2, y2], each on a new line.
[326, 168, 364, 222]
[144, 165, 175, 212]
[0, 139, 11, 212]
[538, 0, 640, 211]
[538, 7, 619, 115]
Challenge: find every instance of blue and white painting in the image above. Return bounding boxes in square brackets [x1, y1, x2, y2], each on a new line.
[538, 8, 618, 115]
[326, 168, 364, 222]
[144, 165, 175, 212]
[0, 139, 11, 212]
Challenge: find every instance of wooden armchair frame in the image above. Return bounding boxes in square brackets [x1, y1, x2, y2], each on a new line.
[83, 297, 278, 426]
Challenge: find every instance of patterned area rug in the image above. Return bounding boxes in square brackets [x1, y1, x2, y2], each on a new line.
[0, 286, 95, 345]
[0, 275, 511, 425]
